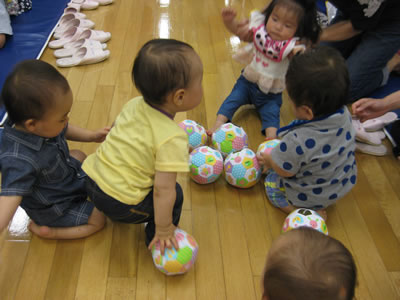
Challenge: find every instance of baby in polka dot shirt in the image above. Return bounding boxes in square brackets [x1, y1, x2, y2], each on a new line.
[258, 46, 357, 219]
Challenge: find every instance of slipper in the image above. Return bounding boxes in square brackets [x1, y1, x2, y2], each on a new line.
[352, 118, 385, 145]
[48, 27, 84, 49]
[54, 19, 95, 39]
[56, 47, 110, 67]
[78, 29, 111, 43]
[63, 7, 86, 19]
[67, 3, 81, 11]
[356, 142, 387, 156]
[54, 40, 107, 58]
[362, 112, 398, 132]
[76, 0, 99, 10]
[95, 0, 114, 5]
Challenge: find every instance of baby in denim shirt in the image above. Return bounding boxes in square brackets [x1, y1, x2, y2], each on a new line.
[0, 60, 108, 239]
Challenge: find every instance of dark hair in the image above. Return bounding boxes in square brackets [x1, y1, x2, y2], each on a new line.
[285, 46, 349, 118]
[264, 227, 357, 300]
[132, 39, 195, 105]
[262, 0, 321, 43]
[0, 60, 70, 124]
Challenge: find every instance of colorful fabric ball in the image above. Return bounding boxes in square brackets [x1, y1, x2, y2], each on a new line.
[212, 123, 248, 157]
[224, 148, 261, 188]
[257, 139, 281, 156]
[282, 208, 328, 235]
[189, 146, 224, 184]
[179, 120, 208, 152]
[151, 228, 199, 275]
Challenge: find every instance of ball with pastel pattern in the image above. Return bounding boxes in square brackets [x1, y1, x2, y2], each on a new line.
[212, 123, 248, 157]
[224, 148, 261, 188]
[282, 208, 328, 235]
[257, 139, 281, 156]
[189, 146, 224, 184]
[179, 120, 208, 152]
[151, 228, 199, 275]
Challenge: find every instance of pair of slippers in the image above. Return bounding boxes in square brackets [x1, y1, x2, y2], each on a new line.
[353, 112, 398, 156]
[48, 2, 112, 67]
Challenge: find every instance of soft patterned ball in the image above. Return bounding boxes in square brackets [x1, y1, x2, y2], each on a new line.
[224, 148, 261, 188]
[212, 123, 248, 157]
[179, 120, 208, 152]
[189, 146, 224, 184]
[282, 208, 328, 235]
[151, 228, 199, 275]
[257, 139, 281, 156]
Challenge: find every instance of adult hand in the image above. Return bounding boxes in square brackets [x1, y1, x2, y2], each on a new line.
[352, 98, 388, 122]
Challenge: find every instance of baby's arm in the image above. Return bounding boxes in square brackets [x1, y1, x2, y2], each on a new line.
[257, 152, 295, 178]
[148, 171, 179, 254]
[0, 195, 22, 233]
[221, 7, 253, 42]
[66, 124, 111, 143]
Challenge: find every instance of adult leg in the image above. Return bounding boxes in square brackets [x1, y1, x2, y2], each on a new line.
[346, 21, 400, 101]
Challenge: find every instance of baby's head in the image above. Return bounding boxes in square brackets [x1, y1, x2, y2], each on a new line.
[132, 39, 203, 113]
[263, 0, 320, 43]
[1, 60, 72, 138]
[286, 46, 349, 120]
[262, 227, 356, 300]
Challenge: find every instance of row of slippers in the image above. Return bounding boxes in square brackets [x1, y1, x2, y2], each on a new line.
[353, 112, 398, 156]
[49, 1, 113, 67]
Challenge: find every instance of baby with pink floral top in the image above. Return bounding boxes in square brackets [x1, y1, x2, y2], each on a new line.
[209, 0, 320, 139]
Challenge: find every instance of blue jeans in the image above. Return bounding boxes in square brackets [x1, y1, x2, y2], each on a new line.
[85, 176, 184, 245]
[322, 12, 400, 102]
[217, 75, 282, 135]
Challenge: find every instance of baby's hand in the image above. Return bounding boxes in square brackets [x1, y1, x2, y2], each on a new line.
[221, 7, 237, 24]
[256, 152, 271, 174]
[92, 127, 111, 143]
[148, 223, 178, 255]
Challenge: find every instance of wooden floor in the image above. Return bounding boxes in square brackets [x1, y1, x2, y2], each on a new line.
[1, 0, 400, 299]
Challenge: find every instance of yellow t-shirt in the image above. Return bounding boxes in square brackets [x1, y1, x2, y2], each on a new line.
[82, 96, 189, 205]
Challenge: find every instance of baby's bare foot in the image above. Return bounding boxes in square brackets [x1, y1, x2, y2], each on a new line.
[28, 221, 53, 238]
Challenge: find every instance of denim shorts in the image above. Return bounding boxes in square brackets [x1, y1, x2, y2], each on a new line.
[43, 198, 95, 227]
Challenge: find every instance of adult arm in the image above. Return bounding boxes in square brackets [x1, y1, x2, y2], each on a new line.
[319, 20, 361, 42]
[148, 171, 179, 254]
[352, 91, 400, 122]
[0, 195, 22, 233]
[66, 124, 111, 143]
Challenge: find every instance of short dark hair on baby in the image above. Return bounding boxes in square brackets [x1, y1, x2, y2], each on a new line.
[0, 59, 70, 124]
[286, 46, 350, 118]
[132, 39, 195, 106]
[263, 227, 357, 300]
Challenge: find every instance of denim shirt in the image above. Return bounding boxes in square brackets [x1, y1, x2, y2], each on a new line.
[0, 120, 87, 225]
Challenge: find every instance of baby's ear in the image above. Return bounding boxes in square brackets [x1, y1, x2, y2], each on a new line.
[23, 119, 37, 132]
[172, 88, 185, 106]
[300, 105, 314, 120]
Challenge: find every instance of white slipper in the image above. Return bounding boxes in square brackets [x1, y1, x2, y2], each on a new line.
[356, 142, 388, 156]
[67, 3, 81, 11]
[352, 118, 385, 145]
[63, 7, 86, 18]
[362, 112, 398, 132]
[56, 47, 110, 67]
[78, 29, 111, 43]
[49, 27, 84, 49]
[95, 0, 114, 5]
[54, 40, 107, 58]
[54, 19, 95, 39]
[81, 0, 99, 10]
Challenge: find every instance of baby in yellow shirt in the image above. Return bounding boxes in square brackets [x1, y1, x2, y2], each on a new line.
[83, 39, 203, 253]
